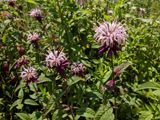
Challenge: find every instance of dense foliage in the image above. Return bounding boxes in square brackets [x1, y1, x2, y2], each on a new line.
[0, 0, 160, 119]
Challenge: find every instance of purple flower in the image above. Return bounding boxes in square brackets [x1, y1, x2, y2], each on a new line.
[106, 79, 116, 88]
[71, 62, 86, 76]
[15, 56, 29, 68]
[94, 21, 127, 55]
[21, 67, 38, 84]
[29, 8, 42, 22]
[27, 32, 40, 43]
[45, 50, 70, 74]
[75, 0, 86, 6]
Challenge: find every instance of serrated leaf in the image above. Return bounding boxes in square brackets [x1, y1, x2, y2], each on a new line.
[16, 113, 30, 120]
[24, 99, 39, 106]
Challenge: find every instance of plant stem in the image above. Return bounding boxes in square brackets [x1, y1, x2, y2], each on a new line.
[111, 56, 117, 120]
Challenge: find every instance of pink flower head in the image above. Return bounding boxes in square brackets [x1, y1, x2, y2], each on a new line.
[75, 0, 86, 6]
[106, 79, 116, 89]
[27, 32, 40, 43]
[71, 62, 86, 76]
[45, 50, 70, 74]
[94, 21, 127, 55]
[15, 56, 29, 68]
[29, 8, 42, 22]
[21, 67, 38, 84]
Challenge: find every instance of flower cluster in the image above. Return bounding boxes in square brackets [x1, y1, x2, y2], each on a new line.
[29, 8, 42, 22]
[21, 67, 38, 84]
[94, 21, 127, 55]
[15, 56, 29, 68]
[71, 62, 86, 76]
[106, 79, 116, 88]
[27, 32, 40, 43]
[45, 50, 70, 74]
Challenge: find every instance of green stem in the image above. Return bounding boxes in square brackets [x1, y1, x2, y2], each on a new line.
[111, 56, 117, 120]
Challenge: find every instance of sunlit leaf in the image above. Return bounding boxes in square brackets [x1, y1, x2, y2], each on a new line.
[16, 113, 30, 120]
[24, 99, 39, 106]
[102, 70, 112, 83]
[136, 82, 160, 91]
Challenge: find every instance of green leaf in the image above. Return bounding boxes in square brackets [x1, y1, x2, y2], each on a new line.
[81, 60, 92, 68]
[16, 113, 30, 120]
[86, 89, 102, 99]
[0, 98, 3, 105]
[18, 88, 24, 99]
[44, 104, 54, 117]
[15, 81, 25, 92]
[68, 76, 83, 86]
[139, 111, 153, 120]
[78, 108, 95, 118]
[102, 70, 112, 83]
[30, 111, 42, 120]
[29, 83, 38, 92]
[95, 104, 114, 120]
[95, 105, 106, 119]
[38, 73, 52, 83]
[136, 82, 160, 91]
[24, 99, 39, 106]
[2, 35, 7, 44]
[29, 93, 38, 100]
[25, 0, 37, 4]
[153, 90, 160, 97]
[52, 110, 59, 120]
[16, 104, 24, 110]
[10, 99, 22, 110]
[99, 108, 114, 120]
